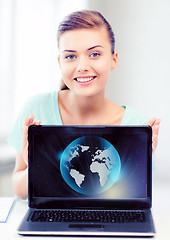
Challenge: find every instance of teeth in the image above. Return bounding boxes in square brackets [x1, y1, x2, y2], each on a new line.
[76, 77, 95, 82]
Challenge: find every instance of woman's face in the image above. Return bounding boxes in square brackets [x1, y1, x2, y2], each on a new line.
[58, 27, 118, 97]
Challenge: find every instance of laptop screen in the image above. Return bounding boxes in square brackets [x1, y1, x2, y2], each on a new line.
[28, 126, 152, 209]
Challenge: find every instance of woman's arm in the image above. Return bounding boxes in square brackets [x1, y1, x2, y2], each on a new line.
[12, 152, 28, 199]
[12, 114, 41, 199]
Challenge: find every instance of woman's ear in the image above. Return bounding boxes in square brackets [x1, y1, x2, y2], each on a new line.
[111, 52, 118, 70]
[58, 55, 61, 69]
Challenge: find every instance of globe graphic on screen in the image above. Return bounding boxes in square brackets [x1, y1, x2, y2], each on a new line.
[60, 136, 121, 195]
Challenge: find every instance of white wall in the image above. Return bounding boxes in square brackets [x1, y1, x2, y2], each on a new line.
[88, 0, 170, 180]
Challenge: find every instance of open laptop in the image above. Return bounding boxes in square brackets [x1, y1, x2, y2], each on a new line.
[18, 125, 155, 237]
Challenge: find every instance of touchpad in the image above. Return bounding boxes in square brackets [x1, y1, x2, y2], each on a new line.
[69, 224, 104, 229]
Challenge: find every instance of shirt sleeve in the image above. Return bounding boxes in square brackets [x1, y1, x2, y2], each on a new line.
[121, 106, 149, 125]
[7, 91, 61, 152]
[7, 98, 34, 152]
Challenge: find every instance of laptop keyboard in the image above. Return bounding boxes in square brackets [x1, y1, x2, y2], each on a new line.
[29, 210, 145, 223]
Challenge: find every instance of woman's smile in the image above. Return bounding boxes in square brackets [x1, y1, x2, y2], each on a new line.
[74, 76, 97, 84]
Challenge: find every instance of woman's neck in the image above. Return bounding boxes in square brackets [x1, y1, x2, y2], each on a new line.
[59, 90, 108, 125]
[58, 89, 125, 125]
[70, 91, 106, 115]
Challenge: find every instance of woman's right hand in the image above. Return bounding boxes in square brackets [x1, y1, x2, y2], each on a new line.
[21, 114, 41, 165]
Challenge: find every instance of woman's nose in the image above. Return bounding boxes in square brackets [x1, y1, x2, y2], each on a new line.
[76, 56, 89, 73]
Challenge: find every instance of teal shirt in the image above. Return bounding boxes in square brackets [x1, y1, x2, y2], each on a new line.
[7, 91, 148, 152]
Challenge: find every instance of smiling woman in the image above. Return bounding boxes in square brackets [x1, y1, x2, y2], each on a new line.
[57, 27, 118, 97]
[7, 9, 160, 199]
[57, 10, 115, 91]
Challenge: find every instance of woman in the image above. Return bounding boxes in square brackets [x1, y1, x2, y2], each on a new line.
[8, 10, 160, 199]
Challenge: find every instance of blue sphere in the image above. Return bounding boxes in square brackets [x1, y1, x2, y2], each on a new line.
[60, 136, 121, 195]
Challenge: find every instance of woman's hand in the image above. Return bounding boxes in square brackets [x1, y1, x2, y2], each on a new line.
[21, 114, 41, 165]
[147, 118, 161, 154]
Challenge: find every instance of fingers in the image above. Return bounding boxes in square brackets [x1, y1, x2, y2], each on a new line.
[152, 120, 161, 154]
[147, 117, 156, 127]
[33, 120, 41, 125]
[24, 113, 34, 127]
[147, 118, 161, 154]
[21, 122, 29, 165]
[22, 114, 34, 147]
[21, 114, 41, 165]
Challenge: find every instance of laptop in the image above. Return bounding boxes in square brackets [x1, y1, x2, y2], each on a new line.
[18, 125, 155, 237]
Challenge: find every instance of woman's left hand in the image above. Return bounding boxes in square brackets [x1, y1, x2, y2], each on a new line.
[147, 118, 161, 154]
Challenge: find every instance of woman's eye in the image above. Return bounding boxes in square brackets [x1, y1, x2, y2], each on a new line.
[65, 55, 76, 60]
[90, 52, 100, 58]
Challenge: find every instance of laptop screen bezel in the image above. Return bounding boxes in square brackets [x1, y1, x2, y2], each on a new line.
[28, 125, 152, 210]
